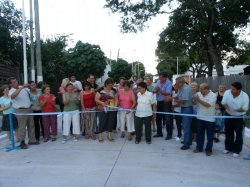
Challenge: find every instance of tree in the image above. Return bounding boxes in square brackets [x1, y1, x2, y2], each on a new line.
[0, 0, 24, 66]
[105, 0, 250, 76]
[41, 34, 70, 86]
[66, 41, 107, 80]
[108, 58, 132, 83]
[228, 40, 250, 66]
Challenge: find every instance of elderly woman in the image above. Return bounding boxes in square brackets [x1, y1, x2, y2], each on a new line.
[95, 78, 118, 143]
[135, 82, 157, 144]
[118, 80, 136, 140]
[62, 83, 80, 143]
[39, 85, 57, 142]
[80, 81, 96, 140]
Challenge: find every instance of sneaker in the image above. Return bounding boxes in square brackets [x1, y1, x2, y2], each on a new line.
[233, 153, 239, 158]
[153, 134, 163, 138]
[61, 139, 67, 144]
[243, 156, 250, 160]
[73, 138, 78, 142]
[223, 150, 229, 154]
[146, 141, 151, 144]
[175, 137, 181, 142]
[20, 141, 28, 149]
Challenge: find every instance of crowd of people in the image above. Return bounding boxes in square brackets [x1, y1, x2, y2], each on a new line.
[0, 73, 249, 159]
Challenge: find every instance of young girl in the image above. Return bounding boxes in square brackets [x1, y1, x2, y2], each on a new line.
[0, 85, 18, 142]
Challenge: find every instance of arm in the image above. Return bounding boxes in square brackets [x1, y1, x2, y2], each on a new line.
[63, 93, 69, 105]
[10, 87, 23, 99]
[39, 95, 47, 108]
[95, 92, 106, 107]
[193, 95, 211, 108]
[131, 91, 136, 109]
[80, 91, 85, 110]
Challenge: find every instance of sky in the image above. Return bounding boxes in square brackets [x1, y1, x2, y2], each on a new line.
[13, 0, 170, 75]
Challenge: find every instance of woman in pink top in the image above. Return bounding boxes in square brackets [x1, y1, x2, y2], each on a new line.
[118, 80, 136, 140]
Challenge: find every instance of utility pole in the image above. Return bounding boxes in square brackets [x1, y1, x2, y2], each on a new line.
[34, 0, 43, 82]
[22, 0, 28, 84]
[30, 0, 35, 81]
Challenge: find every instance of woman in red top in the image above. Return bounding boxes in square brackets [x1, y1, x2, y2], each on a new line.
[80, 81, 96, 140]
[39, 85, 57, 142]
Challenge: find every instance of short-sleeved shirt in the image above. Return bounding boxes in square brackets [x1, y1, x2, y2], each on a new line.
[63, 92, 79, 111]
[177, 84, 193, 107]
[97, 87, 117, 110]
[136, 91, 156, 117]
[155, 80, 172, 101]
[9, 87, 31, 109]
[196, 91, 217, 122]
[221, 90, 249, 116]
[39, 94, 57, 112]
[30, 90, 42, 111]
[0, 96, 14, 114]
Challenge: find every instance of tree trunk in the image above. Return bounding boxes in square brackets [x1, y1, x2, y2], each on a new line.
[206, 0, 224, 76]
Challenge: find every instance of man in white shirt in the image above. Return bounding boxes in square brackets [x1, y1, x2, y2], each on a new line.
[8, 77, 39, 149]
[221, 82, 249, 157]
[69, 75, 82, 92]
[193, 83, 216, 156]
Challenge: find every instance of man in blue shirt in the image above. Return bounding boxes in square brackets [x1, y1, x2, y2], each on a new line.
[153, 72, 173, 139]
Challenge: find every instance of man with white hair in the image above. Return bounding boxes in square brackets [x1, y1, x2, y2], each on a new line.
[193, 83, 216, 156]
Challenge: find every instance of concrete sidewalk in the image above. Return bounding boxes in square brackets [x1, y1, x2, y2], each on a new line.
[0, 131, 250, 187]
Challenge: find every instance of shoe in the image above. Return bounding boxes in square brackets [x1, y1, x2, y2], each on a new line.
[193, 149, 202, 153]
[213, 137, 219, 143]
[127, 133, 132, 141]
[153, 134, 163, 138]
[73, 137, 78, 142]
[98, 134, 104, 143]
[107, 133, 115, 142]
[20, 141, 28, 149]
[120, 132, 125, 138]
[152, 129, 156, 132]
[61, 139, 67, 144]
[146, 141, 151, 144]
[180, 145, 189, 150]
[165, 136, 172, 140]
[28, 141, 40, 145]
[233, 153, 239, 158]
[223, 150, 229, 154]
[131, 132, 135, 136]
[175, 137, 181, 142]
[51, 138, 56, 141]
[135, 140, 140, 144]
[206, 151, 212, 156]
[243, 156, 250, 160]
[43, 139, 49, 142]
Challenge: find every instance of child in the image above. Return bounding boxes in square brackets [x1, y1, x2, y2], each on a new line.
[214, 104, 222, 142]
[0, 85, 18, 143]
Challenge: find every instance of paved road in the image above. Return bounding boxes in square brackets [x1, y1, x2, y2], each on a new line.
[0, 131, 250, 187]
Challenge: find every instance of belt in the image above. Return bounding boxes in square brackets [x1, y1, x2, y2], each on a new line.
[18, 107, 30, 109]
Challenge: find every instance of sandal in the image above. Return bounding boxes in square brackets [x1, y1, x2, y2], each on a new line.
[98, 134, 104, 143]
[135, 140, 140, 144]
[127, 133, 132, 141]
[120, 132, 125, 138]
[107, 133, 114, 142]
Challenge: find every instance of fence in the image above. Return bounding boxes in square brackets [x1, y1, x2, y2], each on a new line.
[193, 74, 250, 96]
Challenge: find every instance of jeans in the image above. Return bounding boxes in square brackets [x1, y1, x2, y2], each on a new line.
[156, 101, 173, 136]
[174, 112, 182, 138]
[224, 113, 244, 154]
[196, 119, 214, 152]
[181, 106, 193, 147]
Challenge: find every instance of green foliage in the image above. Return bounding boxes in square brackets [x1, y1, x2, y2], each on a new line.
[228, 40, 250, 66]
[108, 58, 132, 82]
[105, 0, 250, 76]
[0, 0, 24, 66]
[66, 41, 107, 80]
[41, 34, 70, 85]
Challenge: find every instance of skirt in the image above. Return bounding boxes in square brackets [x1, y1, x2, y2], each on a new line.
[1, 114, 18, 131]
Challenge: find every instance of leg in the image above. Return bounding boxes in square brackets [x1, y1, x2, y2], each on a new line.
[33, 111, 40, 140]
[175, 113, 182, 138]
[144, 116, 152, 142]
[42, 115, 50, 140]
[50, 115, 58, 138]
[165, 102, 173, 138]
[119, 111, 126, 133]
[63, 113, 72, 137]
[27, 111, 36, 143]
[98, 112, 108, 133]
[181, 107, 193, 148]
[196, 120, 205, 151]
[224, 118, 234, 152]
[72, 110, 80, 136]
[134, 116, 143, 142]
[205, 121, 214, 152]
[155, 101, 164, 136]
[233, 118, 244, 154]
